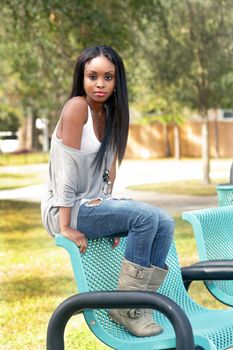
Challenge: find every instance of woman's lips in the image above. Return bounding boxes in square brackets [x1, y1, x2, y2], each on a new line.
[94, 91, 107, 97]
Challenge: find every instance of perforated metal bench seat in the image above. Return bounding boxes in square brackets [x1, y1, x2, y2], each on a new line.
[53, 233, 233, 350]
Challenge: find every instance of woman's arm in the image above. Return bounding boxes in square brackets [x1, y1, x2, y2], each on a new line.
[59, 207, 88, 253]
[58, 98, 88, 252]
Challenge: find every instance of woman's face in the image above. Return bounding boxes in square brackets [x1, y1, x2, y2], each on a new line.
[83, 54, 116, 104]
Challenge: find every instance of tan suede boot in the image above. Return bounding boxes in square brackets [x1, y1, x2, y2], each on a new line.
[109, 258, 164, 337]
[144, 265, 168, 332]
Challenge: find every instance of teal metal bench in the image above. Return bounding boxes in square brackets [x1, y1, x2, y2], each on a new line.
[216, 161, 233, 206]
[182, 206, 233, 307]
[47, 233, 233, 349]
[216, 184, 233, 206]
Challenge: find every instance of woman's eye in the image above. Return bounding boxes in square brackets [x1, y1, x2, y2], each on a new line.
[105, 75, 113, 81]
[89, 75, 97, 80]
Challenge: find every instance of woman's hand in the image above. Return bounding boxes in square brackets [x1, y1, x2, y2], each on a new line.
[61, 226, 88, 254]
[112, 237, 121, 249]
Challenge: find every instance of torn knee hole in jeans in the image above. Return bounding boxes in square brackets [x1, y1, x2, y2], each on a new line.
[84, 198, 103, 207]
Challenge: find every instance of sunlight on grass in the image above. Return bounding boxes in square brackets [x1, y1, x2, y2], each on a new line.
[0, 173, 43, 190]
[128, 179, 226, 196]
[0, 152, 48, 166]
[0, 201, 228, 349]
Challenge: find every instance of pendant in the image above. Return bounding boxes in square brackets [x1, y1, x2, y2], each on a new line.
[103, 170, 112, 195]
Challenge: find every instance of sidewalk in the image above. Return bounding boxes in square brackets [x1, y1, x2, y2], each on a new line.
[0, 158, 230, 214]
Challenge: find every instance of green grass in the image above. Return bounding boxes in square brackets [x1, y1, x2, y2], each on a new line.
[0, 201, 108, 350]
[0, 152, 48, 166]
[0, 201, 227, 349]
[0, 152, 47, 190]
[0, 173, 43, 190]
[128, 179, 225, 196]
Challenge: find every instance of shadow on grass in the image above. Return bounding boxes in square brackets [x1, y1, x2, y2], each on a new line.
[3, 235, 54, 253]
[0, 199, 40, 210]
[2, 221, 42, 234]
[1, 200, 77, 302]
[1, 275, 75, 302]
[0, 200, 44, 236]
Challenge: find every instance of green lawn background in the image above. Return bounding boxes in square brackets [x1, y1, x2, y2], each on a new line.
[0, 155, 229, 349]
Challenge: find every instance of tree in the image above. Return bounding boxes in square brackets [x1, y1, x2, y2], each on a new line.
[132, 83, 185, 159]
[1, 0, 138, 144]
[137, 0, 233, 183]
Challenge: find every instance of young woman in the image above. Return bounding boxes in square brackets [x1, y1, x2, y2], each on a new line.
[41, 45, 174, 337]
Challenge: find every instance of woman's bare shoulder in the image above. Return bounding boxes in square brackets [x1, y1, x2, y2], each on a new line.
[61, 96, 88, 125]
[57, 97, 88, 147]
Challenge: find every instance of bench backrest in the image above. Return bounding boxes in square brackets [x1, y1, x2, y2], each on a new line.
[183, 205, 233, 306]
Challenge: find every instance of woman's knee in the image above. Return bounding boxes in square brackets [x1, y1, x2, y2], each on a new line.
[155, 207, 174, 226]
[159, 216, 175, 244]
[163, 218, 175, 235]
[132, 203, 160, 229]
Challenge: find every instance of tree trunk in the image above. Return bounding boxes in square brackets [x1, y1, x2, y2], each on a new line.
[31, 114, 37, 150]
[230, 162, 233, 184]
[164, 124, 171, 157]
[202, 116, 210, 184]
[213, 109, 219, 159]
[18, 114, 33, 150]
[174, 123, 181, 159]
[42, 119, 49, 152]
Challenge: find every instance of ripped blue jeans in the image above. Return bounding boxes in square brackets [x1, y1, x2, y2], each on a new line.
[77, 198, 174, 269]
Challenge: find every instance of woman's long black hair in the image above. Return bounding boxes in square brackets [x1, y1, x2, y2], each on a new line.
[69, 45, 129, 170]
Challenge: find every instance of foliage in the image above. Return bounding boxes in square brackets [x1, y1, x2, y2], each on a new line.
[0, 27, 24, 130]
[138, 0, 233, 114]
[132, 0, 233, 183]
[1, 1, 233, 181]
[2, 1, 233, 120]
[0, 113, 20, 133]
[1, 0, 138, 129]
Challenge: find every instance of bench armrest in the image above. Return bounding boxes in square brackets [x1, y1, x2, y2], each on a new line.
[47, 291, 195, 350]
[181, 260, 233, 290]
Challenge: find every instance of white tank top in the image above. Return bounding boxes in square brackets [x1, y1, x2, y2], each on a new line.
[80, 105, 101, 153]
